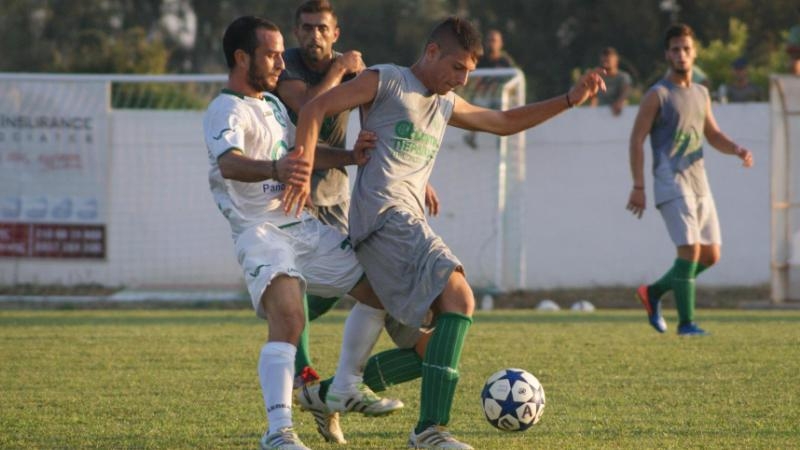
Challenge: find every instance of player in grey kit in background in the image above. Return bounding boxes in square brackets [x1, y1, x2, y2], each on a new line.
[628, 23, 753, 337]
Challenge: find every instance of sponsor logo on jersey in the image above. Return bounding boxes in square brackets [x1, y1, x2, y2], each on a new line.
[670, 126, 703, 172]
[248, 264, 271, 278]
[212, 128, 234, 140]
[390, 120, 440, 163]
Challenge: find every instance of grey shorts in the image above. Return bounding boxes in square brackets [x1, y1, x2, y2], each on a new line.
[657, 195, 721, 246]
[384, 315, 430, 349]
[308, 199, 350, 235]
[355, 209, 462, 328]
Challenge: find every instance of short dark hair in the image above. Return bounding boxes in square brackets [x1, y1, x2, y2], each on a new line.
[664, 23, 695, 50]
[427, 17, 483, 61]
[222, 16, 279, 69]
[295, 0, 337, 25]
[601, 46, 618, 57]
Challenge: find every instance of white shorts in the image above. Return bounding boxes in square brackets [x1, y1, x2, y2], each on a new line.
[657, 195, 721, 246]
[235, 219, 364, 319]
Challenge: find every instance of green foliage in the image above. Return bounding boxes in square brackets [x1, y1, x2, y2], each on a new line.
[1, 309, 799, 449]
[694, 18, 792, 97]
[696, 18, 748, 89]
[1, 0, 799, 101]
[59, 27, 169, 74]
[111, 83, 209, 110]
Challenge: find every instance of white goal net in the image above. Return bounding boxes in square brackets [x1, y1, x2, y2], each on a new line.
[428, 68, 527, 293]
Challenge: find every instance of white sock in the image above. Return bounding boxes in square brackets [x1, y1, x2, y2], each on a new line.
[258, 341, 296, 435]
[330, 302, 386, 393]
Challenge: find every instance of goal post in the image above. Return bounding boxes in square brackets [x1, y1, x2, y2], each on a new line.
[770, 74, 800, 303]
[433, 67, 527, 293]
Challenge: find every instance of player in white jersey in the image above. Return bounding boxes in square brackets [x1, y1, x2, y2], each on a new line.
[288, 16, 606, 450]
[203, 16, 401, 450]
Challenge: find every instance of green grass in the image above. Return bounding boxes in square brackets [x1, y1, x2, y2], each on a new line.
[1, 309, 798, 449]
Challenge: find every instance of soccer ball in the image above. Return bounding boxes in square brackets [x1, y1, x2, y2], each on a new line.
[480, 368, 545, 431]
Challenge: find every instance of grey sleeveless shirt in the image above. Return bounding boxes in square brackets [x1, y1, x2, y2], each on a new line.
[649, 78, 711, 206]
[349, 64, 455, 245]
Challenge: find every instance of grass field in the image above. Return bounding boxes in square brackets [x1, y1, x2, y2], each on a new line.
[1, 308, 799, 449]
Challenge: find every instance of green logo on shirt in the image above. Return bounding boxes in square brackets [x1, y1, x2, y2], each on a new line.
[391, 120, 439, 163]
[670, 126, 703, 170]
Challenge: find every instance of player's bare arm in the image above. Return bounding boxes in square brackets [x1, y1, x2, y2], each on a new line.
[703, 98, 754, 168]
[283, 69, 379, 216]
[313, 130, 376, 169]
[626, 90, 660, 219]
[276, 50, 364, 113]
[217, 149, 310, 187]
[449, 68, 606, 135]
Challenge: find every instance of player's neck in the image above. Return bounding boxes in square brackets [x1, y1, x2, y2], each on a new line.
[227, 76, 263, 99]
[409, 62, 434, 95]
[668, 70, 692, 87]
[301, 51, 334, 74]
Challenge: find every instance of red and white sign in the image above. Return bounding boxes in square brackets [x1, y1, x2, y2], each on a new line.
[0, 79, 109, 259]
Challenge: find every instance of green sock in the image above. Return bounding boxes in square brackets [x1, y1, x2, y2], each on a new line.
[318, 377, 332, 401]
[651, 261, 710, 301]
[416, 313, 472, 434]
[295, 294, 313, 374]
[695, 262, 709, 277]
[294, 295, 340, 375]
[307, 294, 339, 322]
[363, 348, 422, 393]
[648, 263, 676, 300]
[672, 259, 698, 325]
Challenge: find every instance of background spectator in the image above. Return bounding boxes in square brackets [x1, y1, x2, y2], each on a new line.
[591, 47, 632, 116]
[721, 57, 764, 102]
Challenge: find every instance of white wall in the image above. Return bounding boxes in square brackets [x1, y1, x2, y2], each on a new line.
[0, 104, 770, 290]
[517, 104, 769, 288]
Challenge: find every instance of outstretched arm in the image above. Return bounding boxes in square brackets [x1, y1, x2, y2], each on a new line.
[448, 68, 606, 135]
[283, 70, 380, 216]
[703, 97, 754, 168]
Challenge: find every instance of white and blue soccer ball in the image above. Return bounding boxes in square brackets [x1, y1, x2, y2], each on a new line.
[481, 368, 545, 431]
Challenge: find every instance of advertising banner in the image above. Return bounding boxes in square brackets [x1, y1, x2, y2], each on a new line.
[0, 79, 109, 258]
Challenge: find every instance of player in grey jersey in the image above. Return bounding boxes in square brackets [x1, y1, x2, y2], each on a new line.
[276, 0, 441, 382]
[287, 16, 605, 449]
[627, 24, 753, 337]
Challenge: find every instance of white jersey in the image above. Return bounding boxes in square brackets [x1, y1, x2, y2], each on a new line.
[203, 89, 309, 239]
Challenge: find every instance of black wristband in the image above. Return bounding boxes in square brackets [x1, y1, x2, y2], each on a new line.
[272, 159, 280, 182]
[565, 93, 574, 108]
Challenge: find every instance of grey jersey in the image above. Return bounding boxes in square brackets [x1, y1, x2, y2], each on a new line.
[279, 47, 352, 206]
[349, 64, 456, 245]
[649, 78, 711, 206]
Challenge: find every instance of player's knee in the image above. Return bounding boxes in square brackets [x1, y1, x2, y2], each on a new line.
[437, 270, 475, 316]
[699, 246, 721, 267]
[703, 253, 720, 267]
